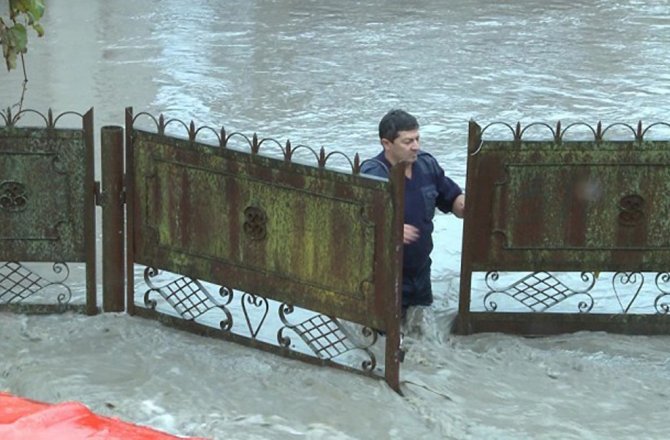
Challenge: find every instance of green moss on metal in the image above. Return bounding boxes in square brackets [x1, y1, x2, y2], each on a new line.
[0, 128, 87, 261]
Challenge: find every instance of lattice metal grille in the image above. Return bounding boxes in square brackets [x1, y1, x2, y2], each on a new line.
[0, 261, 71, 305]
[277, 304, 378, 371]
[143, 269, 230, 321]
[484, 271, 595, 313]
[141, 268, 381, 373]
[290, 314, 352, 360]
[508, 272, 571, 310]
[159, 277, 212, 320]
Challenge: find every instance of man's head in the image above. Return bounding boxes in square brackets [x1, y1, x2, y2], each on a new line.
[378, 109, 419, 142]
[378, 109, 420, 165]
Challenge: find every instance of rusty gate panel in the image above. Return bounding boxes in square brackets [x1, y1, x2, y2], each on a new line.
[125, 109, 404, 390]
[457, 120, 670, 335]
[0, 109, 96, 314]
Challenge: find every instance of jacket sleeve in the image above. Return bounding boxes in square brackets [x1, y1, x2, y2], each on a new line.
[426, 155, 462, 214]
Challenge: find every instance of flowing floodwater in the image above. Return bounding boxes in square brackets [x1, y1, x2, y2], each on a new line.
[2, 0, 670, 438]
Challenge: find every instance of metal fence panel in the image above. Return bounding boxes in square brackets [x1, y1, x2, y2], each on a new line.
[125, 109, 404, 390]
[457, 121, 670, 335]
[0, 109, 96, 314]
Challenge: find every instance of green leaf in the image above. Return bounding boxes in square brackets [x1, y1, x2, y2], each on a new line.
[9, 24, 27, 52]
[32, 0, 45, 21]
[33, 22, 44, 37]
[9, 0, 44, 20]
[4, 46, 17, 71]
[3, 0, 45, 71]
[22, 1, 45, 22]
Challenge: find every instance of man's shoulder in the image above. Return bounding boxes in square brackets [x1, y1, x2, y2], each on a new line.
[360, 154, 390, 177]
[415, 152, 442, 175]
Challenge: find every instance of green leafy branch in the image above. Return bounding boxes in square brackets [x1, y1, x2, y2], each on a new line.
[1, 0, 44, 114]
[0, 0, 45, 75]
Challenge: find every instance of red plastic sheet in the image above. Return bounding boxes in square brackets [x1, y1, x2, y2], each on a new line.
[0, 392, 206, 440]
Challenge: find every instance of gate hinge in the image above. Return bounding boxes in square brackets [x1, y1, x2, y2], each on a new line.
[94, 181, 126, 206]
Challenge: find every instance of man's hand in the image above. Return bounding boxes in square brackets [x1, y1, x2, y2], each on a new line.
[404, 224, 420, 244]
[452, 194, 465, 218]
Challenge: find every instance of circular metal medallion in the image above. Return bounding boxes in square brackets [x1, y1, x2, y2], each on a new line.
[243, 206, 267, 240]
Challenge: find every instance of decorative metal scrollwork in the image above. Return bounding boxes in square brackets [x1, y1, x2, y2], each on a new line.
[0, 261, 71, 306]
[0, 181, 28, 212]
[143, 267, 233, 330]
[613, 272, 643, 314]
[241, 292, 268, 338]
[137, 267, 385, 374]
[618, 194, 645, 227]
[277, 303, 377, 371]
[483, 271, 595, 313]
[243, 206, 267, 240]
[654, 272, 670, 314]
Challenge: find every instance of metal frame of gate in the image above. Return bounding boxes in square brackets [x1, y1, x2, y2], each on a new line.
[456, 120, 670, 335]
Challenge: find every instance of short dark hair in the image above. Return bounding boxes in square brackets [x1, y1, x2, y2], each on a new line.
[378, 109, 419, 141]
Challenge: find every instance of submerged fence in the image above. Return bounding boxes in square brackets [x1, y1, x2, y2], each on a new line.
[0, 107, 406, 391]
[7, 106, 670, 389]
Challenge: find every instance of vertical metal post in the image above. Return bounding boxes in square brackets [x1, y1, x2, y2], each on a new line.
[83, 109, 98, 315]
[385, 163, 405, 393]
[455, 120, 481, 335]
[124, 107, 136, 315]
[101, 125, 125, 312]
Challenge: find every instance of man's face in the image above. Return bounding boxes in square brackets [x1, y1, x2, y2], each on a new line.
[382, 129, 420, 165]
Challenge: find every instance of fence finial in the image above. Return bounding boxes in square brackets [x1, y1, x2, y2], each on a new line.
[515, 122, 522, 141]
[220, 127, 227, 148]
[251, 133, 259, 154]
[284, 139, 292, 161]
[189, 120, 196, 141]
[555, 120, 562, 143]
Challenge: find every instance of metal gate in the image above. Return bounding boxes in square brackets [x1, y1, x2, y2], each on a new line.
[123, 108, 406, 390]
[457, 120, 670, 335]
[0, 108, 96, 315]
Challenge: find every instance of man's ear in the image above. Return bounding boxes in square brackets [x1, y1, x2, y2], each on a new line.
[380, 138, 392, 150]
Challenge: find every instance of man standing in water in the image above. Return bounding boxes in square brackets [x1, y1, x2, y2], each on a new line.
[361, 109, 465, 317]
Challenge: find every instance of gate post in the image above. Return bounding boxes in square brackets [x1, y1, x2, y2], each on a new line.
[385, 163, 406, 392]
[100, 125, 125, 312]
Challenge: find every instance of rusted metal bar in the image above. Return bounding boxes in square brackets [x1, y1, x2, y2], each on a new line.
[125, 107, 136, 315]
[466, 312, 670, 336]
[83, 108, 98, 315]
[455, 120, 481, 335]
[100, 125, 125, 312]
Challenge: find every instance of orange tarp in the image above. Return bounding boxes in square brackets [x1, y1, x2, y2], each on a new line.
[0, 392, 206, 440]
